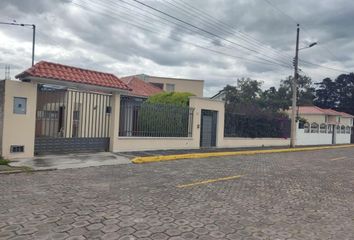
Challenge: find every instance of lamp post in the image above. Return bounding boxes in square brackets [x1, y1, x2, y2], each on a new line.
[290, 23, 317, 148]
[0, 21, 36, 66]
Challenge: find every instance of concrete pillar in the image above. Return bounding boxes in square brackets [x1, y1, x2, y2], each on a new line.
[1, 80, 37, 159]
[109, 93, 120, 152]
[189, 97, 225, 148]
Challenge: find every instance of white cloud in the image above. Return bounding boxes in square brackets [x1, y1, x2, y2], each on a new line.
[0, 0, 353, 96]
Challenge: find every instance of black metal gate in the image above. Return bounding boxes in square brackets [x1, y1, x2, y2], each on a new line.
[35, 85, 111, 154]
[200, 110, 217, 148]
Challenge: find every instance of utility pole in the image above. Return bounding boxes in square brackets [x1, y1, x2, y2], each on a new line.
[290, 24, 300, 148]
[31, 24, 36, 66]
[4, 65, 10, 80]
[0, 21, 36, 66]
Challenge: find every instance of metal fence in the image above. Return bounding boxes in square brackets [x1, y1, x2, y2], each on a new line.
[35, 86, 112, 154]
[224, 112, 291, 138]
[119, 97, 194, 137]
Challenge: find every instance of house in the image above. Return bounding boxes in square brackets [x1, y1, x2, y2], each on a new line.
[132, 74, 204, 97]
[121, 76, 163, 98]
[2, 61, 131, 157]
[3, 60, 352, 159]
[0, 60, 227, 159]
[211, 89, 226, 101]
[290, 106, 354, 145]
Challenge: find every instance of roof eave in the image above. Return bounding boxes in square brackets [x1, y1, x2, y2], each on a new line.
[24, 76, 132, 94]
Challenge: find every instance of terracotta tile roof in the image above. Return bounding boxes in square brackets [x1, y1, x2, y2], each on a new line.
[15, 61, 131, 91]
[297, 106, 327, 115]
[296, 106, 354, 118]
[321, 109, 341, 116]
[338, 111, 354, 118]
[121, 76, 163, 97]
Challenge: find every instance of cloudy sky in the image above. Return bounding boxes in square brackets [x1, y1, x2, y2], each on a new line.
[0, 0, 353, 96]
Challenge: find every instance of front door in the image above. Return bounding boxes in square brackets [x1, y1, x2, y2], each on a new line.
[200, 110, 217, 148]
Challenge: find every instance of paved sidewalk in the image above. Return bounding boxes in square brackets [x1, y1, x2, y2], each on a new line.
[10, 152, 131, 170]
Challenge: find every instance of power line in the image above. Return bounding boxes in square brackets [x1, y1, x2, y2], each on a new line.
[75, 0, 293, 69]
[128, 0, 292, 68]
[71, 1, 293, 69]
[112, 0, 291, 66]
[159, 0, 292, 63]
[261, 0, 349, 73]
[173, 0, 295, 60]
[299, 59, 350, 74]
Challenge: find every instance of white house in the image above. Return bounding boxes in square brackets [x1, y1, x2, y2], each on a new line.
[292, 106, 354, 145]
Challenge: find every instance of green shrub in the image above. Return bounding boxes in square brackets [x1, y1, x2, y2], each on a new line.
[147, 92, 194, 106]
[137, 103, 191, 137]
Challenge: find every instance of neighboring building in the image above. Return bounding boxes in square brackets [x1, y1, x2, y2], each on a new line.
[288, 106, 354, 145]
[211, 89, 226, 101]
[133, 74, 204, 97]
[121, 76, 163, 98]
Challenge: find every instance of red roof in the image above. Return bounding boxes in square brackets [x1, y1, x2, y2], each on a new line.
[121, 76, 163, 97]
[297, 106, 327, 115]
[339, 111, 354, 118]
[15, 61, 131, 91]
[296, 106, 353, 118]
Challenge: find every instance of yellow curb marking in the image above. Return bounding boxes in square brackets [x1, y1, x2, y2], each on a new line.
[132, 144, 354, 164]
[177, 175, 243, 188]
[330, 156, 347, 161]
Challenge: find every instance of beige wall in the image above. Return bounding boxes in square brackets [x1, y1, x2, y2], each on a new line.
[221, 137, 290, 148]
[109, 93, 120, 151]
[1, 80, 37, 159]
[113, 96, 224, 152]
[115, 137, 197, 152]
[300, 114, 326, 124]
[189, 96, 225, 147]
[147, 76, 204, 97]
[340, 117, 352, 126]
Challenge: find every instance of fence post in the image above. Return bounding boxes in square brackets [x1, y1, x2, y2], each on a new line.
[109, 93, 120, 152]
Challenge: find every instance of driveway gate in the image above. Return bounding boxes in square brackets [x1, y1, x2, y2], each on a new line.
[35, 85, 112, 154]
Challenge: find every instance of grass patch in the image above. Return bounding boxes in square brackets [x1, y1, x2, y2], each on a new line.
[0, 158, 10, 165]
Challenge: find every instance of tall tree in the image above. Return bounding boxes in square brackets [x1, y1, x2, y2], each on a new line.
[314, 73, 354, 115]
[278, 75, 316, 106]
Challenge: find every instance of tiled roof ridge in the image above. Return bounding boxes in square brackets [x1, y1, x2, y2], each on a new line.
[32, 61, 117, 77]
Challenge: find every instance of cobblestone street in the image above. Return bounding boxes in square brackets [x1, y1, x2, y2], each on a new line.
[1, 148, 354, 239]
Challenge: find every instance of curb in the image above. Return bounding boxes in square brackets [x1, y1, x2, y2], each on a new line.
[0, 168, 57, 175]
[132, 144, 354, 164]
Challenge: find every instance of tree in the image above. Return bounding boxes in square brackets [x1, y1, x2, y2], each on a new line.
[278, 75, 316, 106]
[314, 73, 354, 115]
[224, 78, 264, 116]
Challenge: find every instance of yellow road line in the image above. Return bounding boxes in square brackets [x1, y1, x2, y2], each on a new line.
[132, 144, 354, 164]
[177, 175, 243, 188]
[330, 156, 347, 161]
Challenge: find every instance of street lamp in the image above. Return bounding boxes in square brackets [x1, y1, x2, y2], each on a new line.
[290, 23, 317, 148]
[0, 21, 36, 66]
[299, 42, 317, 51]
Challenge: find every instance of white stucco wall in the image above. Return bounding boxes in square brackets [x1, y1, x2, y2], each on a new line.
[336, 133, 351, 144]
[296, 128, 333, 145]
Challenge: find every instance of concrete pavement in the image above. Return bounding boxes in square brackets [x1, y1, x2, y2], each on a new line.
[1, 147, 354, 239]
[9, 152, 131, 170]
